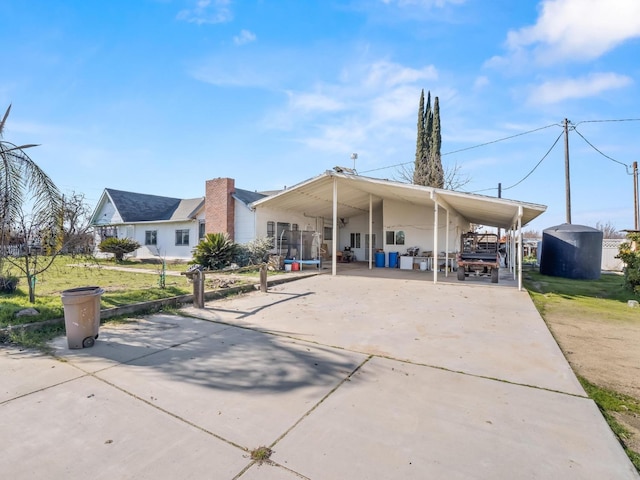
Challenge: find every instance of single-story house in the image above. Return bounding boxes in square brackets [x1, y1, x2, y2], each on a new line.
[91, 170, 547, 288]
[90, 178, 267, 261]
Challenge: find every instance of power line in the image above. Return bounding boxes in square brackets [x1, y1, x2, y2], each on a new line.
[359, 118, 637, 181]
[359, 123, 560, 174]
[467, 131, 564, 194]
[573, 126, 632, 172]
[360, 160, 412, 175]
[576, 118, 640, 125]
[441, 123, 559, 157]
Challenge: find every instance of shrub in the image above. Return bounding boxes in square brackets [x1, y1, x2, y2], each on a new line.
[233, 236, 274, 267]
[616, 232, 640, 294]
[0, 275, 19, 294]
[98, 237, 141, 262]
[192, 233, 239, 270]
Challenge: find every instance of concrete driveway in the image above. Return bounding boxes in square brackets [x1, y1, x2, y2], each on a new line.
[1, 273, 638, 479]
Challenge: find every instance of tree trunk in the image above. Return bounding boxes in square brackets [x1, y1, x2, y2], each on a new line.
[27, 273, 36, 303]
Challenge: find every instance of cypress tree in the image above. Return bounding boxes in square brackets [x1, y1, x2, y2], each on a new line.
[413, 90, 443, 188]
[429, 96, 444, 188]
[413, 90, 426, 184]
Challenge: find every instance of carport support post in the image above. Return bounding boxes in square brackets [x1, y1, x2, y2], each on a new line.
[517, 210, 523, 291]
[433, 201, 439, 284]
[445, 209, 450, 277]
[332, 177, 338, 276]
[511, 228, 516, 279]
[369, 194, 373, 269]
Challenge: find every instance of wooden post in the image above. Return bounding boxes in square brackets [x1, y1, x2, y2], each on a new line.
[260, 263, 268, 293]
[193, 269, 205, 308]
[633, 161, 638, 231]
[564, 118, 572, 224]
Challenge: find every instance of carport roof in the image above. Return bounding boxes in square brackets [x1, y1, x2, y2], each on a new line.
[251, 171, 546, 229]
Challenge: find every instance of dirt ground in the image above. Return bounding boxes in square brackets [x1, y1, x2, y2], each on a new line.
[544, 311, 640, 455]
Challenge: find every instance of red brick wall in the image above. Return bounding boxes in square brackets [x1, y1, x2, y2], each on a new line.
[205, 178, 235, 240]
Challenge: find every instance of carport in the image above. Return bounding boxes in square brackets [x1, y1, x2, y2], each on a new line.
[251, 170, 546, 290]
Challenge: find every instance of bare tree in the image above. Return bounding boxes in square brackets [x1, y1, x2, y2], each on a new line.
[4, 195, 94, 302]
[596, 221, 625, 239]
[59, 192, 94, 254]
[4, 206, 60, 302]
[397, 160, 471, 190]
[522, 229, 541, 239]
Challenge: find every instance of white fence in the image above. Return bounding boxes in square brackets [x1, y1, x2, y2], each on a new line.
[602, 239, 624, 271]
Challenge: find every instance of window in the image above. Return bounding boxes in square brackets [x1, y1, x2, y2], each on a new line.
[292, 223, 299, 231]
[386, 231, 395, 245]
[198, 222, 205, 240]
[175, 229, 190, 246]
[350, 233, 361, 248]
[267, 221, 275, 239]
[145, 230, 157, 246]
[324, 226, 333, 241]
[386, 230, 405, 245]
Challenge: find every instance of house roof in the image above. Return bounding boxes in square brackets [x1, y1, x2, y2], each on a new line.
[103, 189, 203, 223]
[251, 171, 547, 229]
[170, 197, 206, 220]
[233, 188, 267, 206]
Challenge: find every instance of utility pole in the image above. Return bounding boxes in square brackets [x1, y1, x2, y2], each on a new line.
[564, 118, 572, 224]
[497, 183, 502, 243]
[634, 161, 639, 230]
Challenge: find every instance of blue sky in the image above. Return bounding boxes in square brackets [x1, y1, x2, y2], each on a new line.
[2, 0, 640, 233]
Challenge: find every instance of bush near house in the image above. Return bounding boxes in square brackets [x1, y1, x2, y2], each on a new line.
[0, 275, 19, 294]
[192, 234, 274, 270]
[617, 232, 640, 294]
[192, 233, 239, 270]
[98, 237, 141, 262]
[233, 236, 274, 266]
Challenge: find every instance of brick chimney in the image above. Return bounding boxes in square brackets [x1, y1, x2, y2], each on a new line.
[205, 178, 235, 240]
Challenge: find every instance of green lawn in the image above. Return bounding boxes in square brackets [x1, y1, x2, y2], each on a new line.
[1, 255, 191, 327]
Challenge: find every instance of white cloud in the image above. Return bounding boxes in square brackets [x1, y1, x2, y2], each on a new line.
[233, 29, 256, 46]
[286, 91, 345, 113]
[177, 0, 233, 25]
[189, 49, 291, 88]
[528, 72, 633, 104]
[191, 46, 441, 161]
[362, 60, 438, 88]
[473, 76, 489, 90]
[505, 0, 640, 64]
[270, 60, 440, 159]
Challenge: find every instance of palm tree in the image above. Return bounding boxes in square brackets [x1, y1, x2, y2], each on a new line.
[0, 105, 61, 289]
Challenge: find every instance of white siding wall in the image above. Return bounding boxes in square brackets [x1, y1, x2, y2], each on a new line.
[382, 200, 465, 257]
[133, 221, 198, 260]
[336, 210, 384, 261]
[255, 201, 469, 263]
[93, 199, 121, 225]
[234, 201, 256, 245]
[255, 207, 323, 254]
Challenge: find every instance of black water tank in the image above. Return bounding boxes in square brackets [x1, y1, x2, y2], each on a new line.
[540, 224, 603, 280]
